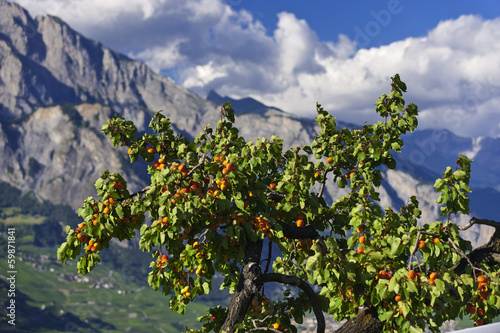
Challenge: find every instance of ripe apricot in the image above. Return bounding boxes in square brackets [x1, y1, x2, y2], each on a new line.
[113, 181, 123, 189]
[327, 156, 334, 164]
[480, 290, 490, 299]
[269, 182, 276, 189]
[478, 282, 488, 291]
[407, 270, 416, 279]
[477, 275, 486, 283]
[429, 279, 436, 285]
[477, 307, 485, 316]
[356, 226, 364, 233]
[359, 235, 366, 244]
[429, 272, 437, 280]
[357, 247, 364, 254]
[147, 147, 155, 154]
[395, 295, 402, 302]
[476, 319, 484, 326]
[273, 322, 280, 330]
[433, 237, 440, 243]
[418, 240, 426, 249]
[296, 219, 305, 227]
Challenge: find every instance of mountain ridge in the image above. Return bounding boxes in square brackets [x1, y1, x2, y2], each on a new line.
[0, 0, 498, 248]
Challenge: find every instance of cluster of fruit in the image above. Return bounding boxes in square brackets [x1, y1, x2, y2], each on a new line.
[356, 226, 366, 254]
[216, 177, 230, 191]
[75, 223, 86, 241]
[180, 285, 191, 298]
[418, 237, 440, 249]
[100, 197, 114, 218]
[157, 254, 169, 270]
[214, 155, 238, 175]
[75, 223, 100, 252]
[251, 216, 271, 236]
[155, 216, 169, 228]
[466, 275, 492, 326]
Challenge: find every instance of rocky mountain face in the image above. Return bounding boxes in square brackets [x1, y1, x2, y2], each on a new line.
[0, 0, 498, 248]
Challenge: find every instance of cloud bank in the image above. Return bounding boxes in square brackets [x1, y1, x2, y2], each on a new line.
[14, 0, 500, 137]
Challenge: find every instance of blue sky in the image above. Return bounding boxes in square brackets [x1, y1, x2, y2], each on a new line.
[14, 0, 500, 138]
[231, 0, 500, 48]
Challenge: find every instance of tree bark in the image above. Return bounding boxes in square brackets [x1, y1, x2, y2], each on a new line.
[221, 241, 263, 332]
[334, 308, 383, 333]
[452, 218, 500, 274]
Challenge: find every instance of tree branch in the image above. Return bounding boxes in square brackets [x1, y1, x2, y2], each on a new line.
[262, 273, 325, 333]
[452, 217, 500, 275]
[448, 238, 493, 279]
[459, 217, 500, 231]
[318, 173, 327, 199]
[185, 153, 207, 178]
[262, 239, 273, 274]
[407, 230, 438, 271]
[276, 220, 319, 240]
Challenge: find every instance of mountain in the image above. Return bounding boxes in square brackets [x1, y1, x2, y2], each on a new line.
[397, 129, 500, 191]
[207, 90, 285, 116]
[0, 0, 498, 248]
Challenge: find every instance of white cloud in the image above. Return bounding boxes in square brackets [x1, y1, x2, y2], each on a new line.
[12, 0, 500, 137]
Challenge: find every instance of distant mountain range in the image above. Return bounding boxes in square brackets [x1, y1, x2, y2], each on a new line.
[0, 0, 498, 248]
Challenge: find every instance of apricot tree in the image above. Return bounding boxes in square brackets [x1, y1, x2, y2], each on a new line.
[57, 75, 500, 332]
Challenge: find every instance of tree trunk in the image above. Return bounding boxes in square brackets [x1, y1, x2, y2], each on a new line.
[221, 241, 263, 332]
[335, 308, 383, 333]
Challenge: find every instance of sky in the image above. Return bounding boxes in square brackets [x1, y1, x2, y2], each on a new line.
[12, 0, 500, 138]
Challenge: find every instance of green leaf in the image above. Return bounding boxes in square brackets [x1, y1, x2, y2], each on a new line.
[409, 325, 423, 333]
[388, 276, 399, 293]
[435, 279, 445, 293]
[402, 302, 410, 317]
[406, 279, 418, 293]
[115, 203, 124, 219]
[306, 254, 319, 271]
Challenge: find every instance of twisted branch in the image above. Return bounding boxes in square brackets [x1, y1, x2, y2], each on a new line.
[459, 217, 499, 231]
[262, 273, 325, 333]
